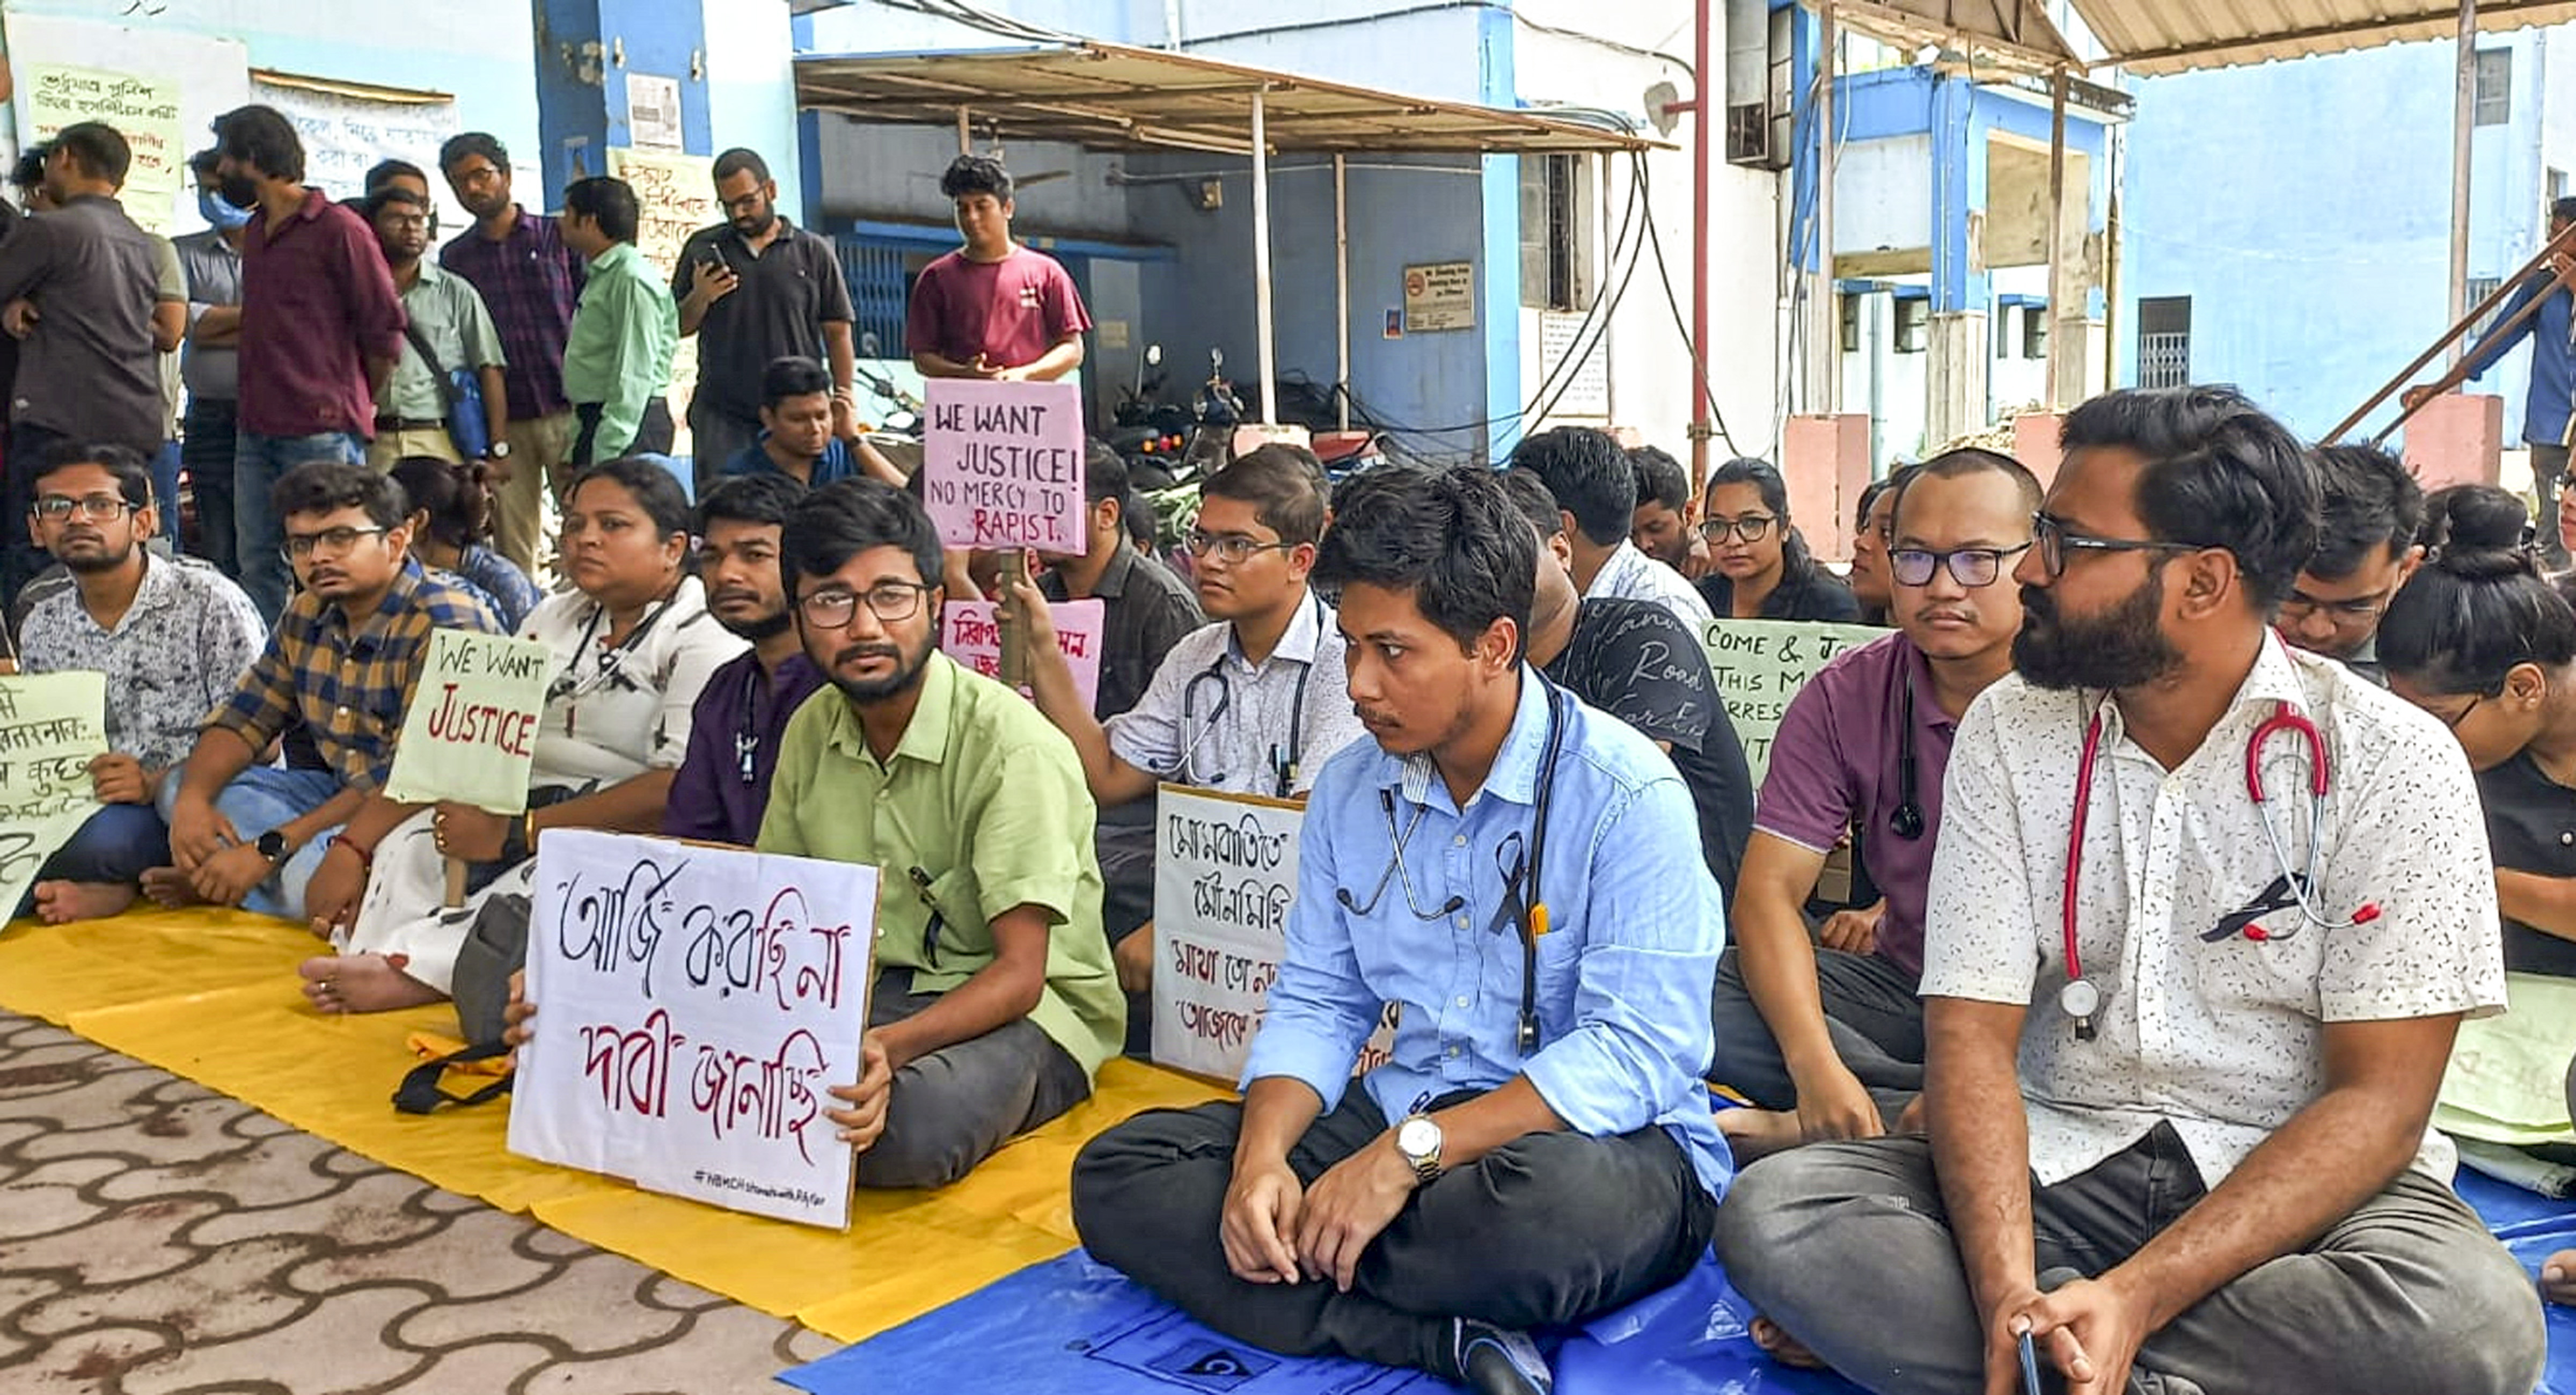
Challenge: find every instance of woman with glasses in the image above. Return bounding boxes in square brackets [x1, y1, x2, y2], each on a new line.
[2380, 486, 2576, 981]
[1694, 457, 1862, 623]
[309, 457, 746, 1014]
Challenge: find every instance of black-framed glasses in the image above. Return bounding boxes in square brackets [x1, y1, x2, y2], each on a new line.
[1183, 530, 1293, 564]
[1699, 515, 1776, 544]
[798, 582, 934, 629]
[1890, 543, 2033, 589]
[2032, 512, 2203, 578]
[2436, 695, 2486, 731]
[32, 493, 135, 522]
[280, 525, 387, 560]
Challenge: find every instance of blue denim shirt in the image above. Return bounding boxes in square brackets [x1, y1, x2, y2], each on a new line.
[2463, 271, 2573, 446]
[1241, 670, 1733, 1196]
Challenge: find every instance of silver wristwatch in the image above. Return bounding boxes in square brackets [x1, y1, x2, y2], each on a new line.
[1394, 1114, 1444, 1185]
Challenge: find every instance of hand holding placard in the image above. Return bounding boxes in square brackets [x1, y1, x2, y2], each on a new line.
[942, 597, 1104, 712]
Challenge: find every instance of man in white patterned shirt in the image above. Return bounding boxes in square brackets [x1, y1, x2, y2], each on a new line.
[1716, 387, 2543, 1395]
[18, 442, 266, 923]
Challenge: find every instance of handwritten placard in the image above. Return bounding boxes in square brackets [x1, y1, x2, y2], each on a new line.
[0, 673, 108, 917]
[921, 379, 1087, 551]
[1701, 619, 1883, 784]
[1151, 785, 1396, 1082]
[247, 77, 464, 233]
[508, 830, 879, 1228]
[606, 147, 718, 434]
[26, 65, 182, 235]
[941, 598, 1103, 711]
[382, 630, 553, 815]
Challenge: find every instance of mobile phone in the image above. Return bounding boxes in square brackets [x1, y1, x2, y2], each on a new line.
[2018, 1330, 2044, 1395]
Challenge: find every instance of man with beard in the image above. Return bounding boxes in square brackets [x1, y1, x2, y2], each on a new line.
[1710, 448, 2035, 1164]
[2278, 443, 2423, 685]
[762, 478, 1120, 1187]
[159, 461, 498, 922]
[675, 149, 857, 485]
[16, 443, 264, 923]
[1716, 387, 2542, 1395]
[365, 186, 507, 472]
[1627, 443, 1708, 578]
[663, 472, 826, 846]
[1072, 466, 1726, 1395]
[438, 133, 586, 573]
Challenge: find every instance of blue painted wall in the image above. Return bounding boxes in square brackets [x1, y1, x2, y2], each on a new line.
[2120, 34, 2550, 442]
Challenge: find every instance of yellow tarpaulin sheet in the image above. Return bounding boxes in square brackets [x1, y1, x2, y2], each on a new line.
[0, 910, 1223, 1342]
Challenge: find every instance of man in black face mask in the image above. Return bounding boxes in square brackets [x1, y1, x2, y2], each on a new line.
[662, 472, 826, 847]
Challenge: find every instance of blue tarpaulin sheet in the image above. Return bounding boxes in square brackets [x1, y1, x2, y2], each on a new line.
[781, 1175, 2576, 1395]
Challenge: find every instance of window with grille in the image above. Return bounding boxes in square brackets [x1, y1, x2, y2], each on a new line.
[2476, 49, 2512, 127]
[1519, 154, 1583, 311]
[2137, 296, 2191, 389]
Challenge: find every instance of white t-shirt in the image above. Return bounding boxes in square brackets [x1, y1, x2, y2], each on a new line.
[517, 576, 747, 790]
[1922, 634, 2506, 1187]
[1586, 540, 1713, 632]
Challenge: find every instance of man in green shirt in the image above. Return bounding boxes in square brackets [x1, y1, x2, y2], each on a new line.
[559, 176, 675, 467]
[765, 477, 1123, 1188]
[364, 186, 506, 471]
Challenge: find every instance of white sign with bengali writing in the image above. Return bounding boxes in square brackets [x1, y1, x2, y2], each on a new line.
[606, 147, 719, 436]
[24, 65, 182, 236]
[508, 830, 879, 1229]
[1151, 785, 1396, 1082]
[941, 598, 1103, 713]
[1701, 618, 1884, 785]
[0, 673, 108, 917]
[921, 379, 1088, 552]
[1402, 260, 1475, 333]
[247, 76, 465, 233]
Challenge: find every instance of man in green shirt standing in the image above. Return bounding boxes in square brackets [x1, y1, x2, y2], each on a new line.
[363, 186, 507, 472]
[765, 478, 1123, 1188]
[559, 176, 675, 467]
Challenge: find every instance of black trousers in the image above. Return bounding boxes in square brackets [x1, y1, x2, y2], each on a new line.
[1071, 1089, 1719, 1375]
[570, 397, 674, 469]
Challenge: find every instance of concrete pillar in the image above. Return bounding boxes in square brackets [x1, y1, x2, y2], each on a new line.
[1784, 412, 1872, 561]
[1925, 312, 1990, 451]
[1925, 75, 1990, 453]
[532, 0, 801, 216]
[2403, 392, 2505, 490]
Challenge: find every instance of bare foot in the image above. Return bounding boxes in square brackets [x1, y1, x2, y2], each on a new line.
[298, 952, 440, 1015]
[140, 866, 205, 909]
[1748, 1316, 1827, 1369]
[1717, 1107, 1807, 1162]
[32, 880, 139, 925]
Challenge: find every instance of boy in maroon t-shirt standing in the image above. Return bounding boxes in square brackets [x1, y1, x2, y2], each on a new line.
[904, 156, 1091, 383]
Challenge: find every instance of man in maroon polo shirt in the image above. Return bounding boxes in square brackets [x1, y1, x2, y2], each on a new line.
[905, 156, 1089, 383]
[214, 104, 406, 622]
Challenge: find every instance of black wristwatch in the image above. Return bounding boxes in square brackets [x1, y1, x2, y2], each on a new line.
[255, 829, 290, 865]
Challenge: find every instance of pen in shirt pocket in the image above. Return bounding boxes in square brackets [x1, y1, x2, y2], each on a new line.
[908, 865, 946, 968]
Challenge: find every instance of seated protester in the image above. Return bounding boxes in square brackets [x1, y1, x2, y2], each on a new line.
[1512, 426, 1712, 629]
[1709, 448, 2035, 1162]
[769, 479, 1121, 1185]
[1013, 444, 1366, 996]
[387, 455, 543, 632]
[1718, 386, 2545, 1395]
[306, 457, 746, 1013]
[1696, 457, 1862, 622]
[2382, 485, 2576, 980]
[1500, 468, 1754, 900]
[721, 354, 902, 490]
[18, 442, 265, 923]
[1034, 442, 1204, 721]
[1072, 466, 1728, 1395]
[2280, 443, 2424, 684]
[1846, 464, 1916, 627]
[664, 472, 828, 846]
[1627, 443, 1707, 579]
[161, 463, 501, 923]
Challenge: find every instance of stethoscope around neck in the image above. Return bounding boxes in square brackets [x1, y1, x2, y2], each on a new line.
[1332, 677, 1570, 1055]
[1173, 593, 1324, 797]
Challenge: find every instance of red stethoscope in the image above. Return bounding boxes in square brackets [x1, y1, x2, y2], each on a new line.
[2058, 700, 2382, 1039]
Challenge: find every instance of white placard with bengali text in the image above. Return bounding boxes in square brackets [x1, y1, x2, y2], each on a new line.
[508, 830, 878, 1229]
[1151, 785, 1396, 1082]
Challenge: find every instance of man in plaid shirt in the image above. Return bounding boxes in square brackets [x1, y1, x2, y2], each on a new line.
[156, 461, 498, 927]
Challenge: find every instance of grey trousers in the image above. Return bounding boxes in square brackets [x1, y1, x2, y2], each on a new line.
[1710, 945, 1923, 1123]
[857, 968, 1092, 1190]
[1714, 1124, 2546, 1395]
[1071, 1089, 1719, 1375]
[2535, 442, 2571, 569]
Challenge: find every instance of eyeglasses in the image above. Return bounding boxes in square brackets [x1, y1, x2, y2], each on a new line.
[1183, 530, 1293, 565]
[32, 493, 135, 521]
[1889, 543, 2034, 589]
[798, 582, 934, 629]
[1699, 515, 1776, 544]
[2277, 590, 2395, 626]
[2031, 511, 2204, 579]
[280, 525, 388, 560]
[2436, 695, 2486, 731]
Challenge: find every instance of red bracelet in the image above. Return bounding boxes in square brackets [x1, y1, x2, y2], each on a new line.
[328, 833, 373, 869]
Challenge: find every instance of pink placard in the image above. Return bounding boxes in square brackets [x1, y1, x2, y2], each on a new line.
[941, 597, 1104, 712]
[921, 379, 1088, 551]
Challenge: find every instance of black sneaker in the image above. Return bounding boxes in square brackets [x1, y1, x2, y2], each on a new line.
[1453, 1318, 1553, 1395]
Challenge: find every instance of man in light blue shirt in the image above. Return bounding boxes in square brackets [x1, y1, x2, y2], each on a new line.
[1073, 465, 1728, 1395]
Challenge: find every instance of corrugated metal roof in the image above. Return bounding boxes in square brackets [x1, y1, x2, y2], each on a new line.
[2077, 0, 2576, 75]
[795, 41, 1660, 156]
